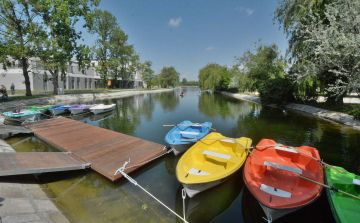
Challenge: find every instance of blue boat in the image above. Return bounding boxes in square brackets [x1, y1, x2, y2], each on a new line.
[165, 120, 213, 155]
[48, 105, 74, 116]
[2, 110, 42, 122]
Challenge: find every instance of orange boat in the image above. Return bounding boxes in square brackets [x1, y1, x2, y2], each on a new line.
[243, 139, 324, 222]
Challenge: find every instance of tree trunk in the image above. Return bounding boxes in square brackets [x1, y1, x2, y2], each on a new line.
[21, 57, 32, 96]
[325, 93, 344, 106]
[52, 71, 59, 95]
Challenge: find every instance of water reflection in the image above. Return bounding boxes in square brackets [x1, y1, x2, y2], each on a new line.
[5, 87, 360, 223]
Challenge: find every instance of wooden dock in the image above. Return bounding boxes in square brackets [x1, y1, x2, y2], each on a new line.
[24, 117, 167, 181]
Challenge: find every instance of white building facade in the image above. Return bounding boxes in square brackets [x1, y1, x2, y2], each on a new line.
[0, 58, 145, 91]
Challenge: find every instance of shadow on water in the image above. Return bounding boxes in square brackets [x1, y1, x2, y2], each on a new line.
[175, 169, 244, 223]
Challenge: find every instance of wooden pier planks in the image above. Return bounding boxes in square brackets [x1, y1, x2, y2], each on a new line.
[24, 117, 167, 181]
[0, 152, 90, 176]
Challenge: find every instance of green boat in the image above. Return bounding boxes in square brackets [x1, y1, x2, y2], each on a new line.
[325, 166, 360, 223]
[28, 105, 53, 114]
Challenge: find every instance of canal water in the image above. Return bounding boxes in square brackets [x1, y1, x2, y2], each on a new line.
[5, 87, 360, 223]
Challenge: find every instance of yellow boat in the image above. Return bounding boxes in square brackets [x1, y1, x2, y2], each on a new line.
[176, 132, 252, 197]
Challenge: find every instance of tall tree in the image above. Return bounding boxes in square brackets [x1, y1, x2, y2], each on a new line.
[88, 9, 117, 87]
[140, 61, 154, 89]
[0, 0, 39, 96]
[273, 0, 332, 61]
[33, 0, 98, 94]
[159, 66, 179, 88]
[234, 42, 286, 92]
[290, 0, 360, 104]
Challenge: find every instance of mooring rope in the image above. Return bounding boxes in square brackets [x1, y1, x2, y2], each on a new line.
[115, 160, 188, 223]
[120, 147, 173, 170]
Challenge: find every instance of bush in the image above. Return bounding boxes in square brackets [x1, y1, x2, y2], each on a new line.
[258, 77, 294, 105]
[348, 109, 360, 120]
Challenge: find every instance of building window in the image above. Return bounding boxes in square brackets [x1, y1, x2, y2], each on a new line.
[85, 79, 87, 89]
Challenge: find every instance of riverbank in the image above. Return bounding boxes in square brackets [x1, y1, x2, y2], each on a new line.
[0, 88, 173, 223]
[221, 92, 360, 131]
[0, 88, 173, 111]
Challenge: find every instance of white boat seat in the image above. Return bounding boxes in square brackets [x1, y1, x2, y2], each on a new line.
[187, 168, 211, 176]
[203, 150, 231, 160]
[264, 161, 303, 174]
[260, 184, 291, 198]
[180, 131, 199, 135]
[274, 146, 298, 153]
[353, 179, 360, 186]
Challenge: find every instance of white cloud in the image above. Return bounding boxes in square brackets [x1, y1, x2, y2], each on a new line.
[236, 6, 254, 16]
[205, 46, 215, 51]
[168, 17, 182, 27]
[246, 9, 254, 15]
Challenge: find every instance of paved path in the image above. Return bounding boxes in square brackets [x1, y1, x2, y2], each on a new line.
[221, 92, 360, 132]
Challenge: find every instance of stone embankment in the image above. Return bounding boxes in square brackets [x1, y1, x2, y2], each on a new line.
[221, 92, 360, 132]
[0, 89, 173, 111]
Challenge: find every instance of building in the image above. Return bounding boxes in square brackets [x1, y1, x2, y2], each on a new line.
[0, 58, 145, 92]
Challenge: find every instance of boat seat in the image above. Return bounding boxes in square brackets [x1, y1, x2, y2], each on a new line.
[273, 146, 298, 153]
[264, 161, 303, 174]
[353, 179, 360, 186]
[180, 131, 199, 135]
[187, 168, 211, 176]
[260, 184, 292, 198]
[203, 150, 231, 160]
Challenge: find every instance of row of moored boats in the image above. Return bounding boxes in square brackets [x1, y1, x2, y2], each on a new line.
[165, 120, 360, 223]
[2, 104, 116, 122]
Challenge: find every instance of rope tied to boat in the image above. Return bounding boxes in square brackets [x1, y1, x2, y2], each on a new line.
[114, 147, 173, 171]
[330, 186, 339, 192]
[262, 213, 272, 223]
[115, 159, 189, 223]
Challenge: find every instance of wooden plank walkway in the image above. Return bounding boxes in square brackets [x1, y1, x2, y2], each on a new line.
[24, 117, 167, 181]
[0, 152, 90, 176]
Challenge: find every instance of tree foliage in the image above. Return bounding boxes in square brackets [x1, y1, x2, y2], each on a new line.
[198, 63, 234, 91]
[233, 42, 286, 92]
[289, 0, 360, 104]
[159, 66, 179, 88]
[140, 61, 154, 89]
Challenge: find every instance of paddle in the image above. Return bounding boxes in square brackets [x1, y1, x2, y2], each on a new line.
[163, 123, 216, 131]
[181, 138, 258, 158]
[298, 175, 360, 201]
[241, 143, 344, 174]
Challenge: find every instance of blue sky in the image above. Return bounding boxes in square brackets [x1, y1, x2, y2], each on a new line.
[78, 0, 288, 81]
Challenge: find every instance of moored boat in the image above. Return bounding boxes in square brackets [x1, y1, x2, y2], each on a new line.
[69, 105, 94, 115]
[28, 105, 52, 114]
[325, 166, 360, 223]
[165, 120, 212, 155]
[2, 110, 42, 122]
[243, 139, 324, 222]
[48, 105, 73, 116]
[176, 132, 252, 197]
[89, 104, 116, 115]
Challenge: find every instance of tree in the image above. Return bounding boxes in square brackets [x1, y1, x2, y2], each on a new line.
[181, 78, 188, 86]
[234, 42, 286, 92]
[159, 66, 179, 88]
[89, 9, 118, 87]
[33, 0, 97, 94]
[0, 0, 40, 96]
[140, 61, 154, 89]
[290, 0, 360, 104]
[273, 0, 332, 61]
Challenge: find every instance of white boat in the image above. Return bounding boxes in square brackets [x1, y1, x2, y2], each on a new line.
[89, 104, 116, 115]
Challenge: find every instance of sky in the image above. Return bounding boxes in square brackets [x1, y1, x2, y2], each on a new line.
[77, 0, 289, 81]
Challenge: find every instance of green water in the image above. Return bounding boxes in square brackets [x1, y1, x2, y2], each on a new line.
[5, 87, 360, 223]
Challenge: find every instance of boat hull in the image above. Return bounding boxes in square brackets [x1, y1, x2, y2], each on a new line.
[49, 109, 69, 116]
[325, 166, 360, 223]
[69, 108, 90, 115]
[169, 143, 193, 156]
[176, 132, 251, 197]
[243, 139, 324, 222]
[89, 104, 116, 115]
[181, 174, 232, 198]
